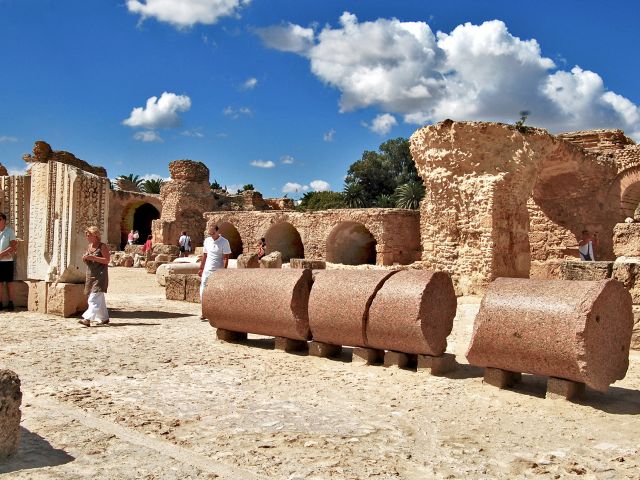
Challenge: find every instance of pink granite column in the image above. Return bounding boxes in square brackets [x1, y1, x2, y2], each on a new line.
[366, 270, 457, 355]
[308, 270, 398, 347]
[466, 278, 633, 392]
[202, 269, 313, 340]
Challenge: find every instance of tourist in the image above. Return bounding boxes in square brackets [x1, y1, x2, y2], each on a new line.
[79, 226, 110, 327]
[257, 237, 266, 260]
[133, 230, 140, 243]
[198, 224, 231, 300]
[142, 234, 153, 262]
[0, 213, 17, 311]
[178, 230, 192, 257]
[578, 230, 598, 261]
[127, 229, 135, 245]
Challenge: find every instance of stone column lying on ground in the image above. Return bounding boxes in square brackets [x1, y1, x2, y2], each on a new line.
[466, 277, 634, 392]
[0, 369, 22, 459]
[366, 270, 457, 356]
[156, 262, 201, 286]
[308, 270, 397, 347]
[202, 269, 313, 340]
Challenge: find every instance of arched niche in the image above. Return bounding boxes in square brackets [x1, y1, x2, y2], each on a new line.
[264, 222, 304, 262]
[326, 221, 377, 265]
[218, 222, 243, 259]
[121, 201, 160, 248]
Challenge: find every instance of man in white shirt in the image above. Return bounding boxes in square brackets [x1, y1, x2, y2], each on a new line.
[178, 231, 192, 257]
[0, 213, 17, 310]
[198, 224, 231, 301]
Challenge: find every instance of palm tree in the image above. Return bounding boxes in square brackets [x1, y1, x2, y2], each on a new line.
[115, 174, 143, 192]
[142, 178, 163, 194]
[394, 181, 425, 210]
[375, 193, 395, 208]
[343, 183, 367, 208]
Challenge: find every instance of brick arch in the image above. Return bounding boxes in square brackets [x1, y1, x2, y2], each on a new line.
[612, 167, 640, 220]
[218, 221, 243, 259]
[264, 221, 304, 262]
[326, 221, 377, 265]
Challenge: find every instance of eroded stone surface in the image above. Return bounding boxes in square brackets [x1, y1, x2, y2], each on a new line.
[0, 369, 21, 459]
[202, 269, 313, 340]
[156, 263, 200, 286]
[466, 277, 634, 392]
[22, 140, 107, 177]
[561, 261, 613, 280]
[308, 270, 397, 347]
[259, 251, 282, 269]
[237, 253, 259, 269]
[290, 258, 326, 270]
[367, 270, 457, 356]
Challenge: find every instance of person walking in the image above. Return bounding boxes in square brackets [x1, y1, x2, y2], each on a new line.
[578, 230, 598, 261]
[198, 224, 231, 301]
[79, 226, 110, 326]
[178, 231, 192, 257]
[0, 213, 17, 310]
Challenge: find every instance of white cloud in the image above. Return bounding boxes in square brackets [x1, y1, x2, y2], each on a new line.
[282, 182, 309, 194]
[223, 106, 252, 118]
[181, 128, 205, 138]
[255, 22, 315, 53]
[241, 77, 258, 90]
[141, 173, 171, 182]
[123, 92, 191, 129]
[323, 129, 335, 142]
[368, 113, 397, 135]
[259, 13, 640, 135]
[281, 155, 295, 164]
[133, 130, 164, 142]
[0, 136, 17, 143]
[250, 159, 275, 168]
[127, 0, 251, 29]
[310, 180, 330, 191]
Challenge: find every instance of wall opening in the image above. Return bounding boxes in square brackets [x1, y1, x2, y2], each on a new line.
[264, 222, 304, 262]
[121, 202, 160, 249]
[218, 222, 243, 259]
[326, 222, 377, 265]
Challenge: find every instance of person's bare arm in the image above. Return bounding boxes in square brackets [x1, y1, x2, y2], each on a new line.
[199, 253, 207, 277]
[84, 244, 110, 265]
[223, 253, 230, 269]
[0, 239, 16, 259]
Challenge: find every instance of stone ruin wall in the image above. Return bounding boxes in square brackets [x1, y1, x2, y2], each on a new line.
[410, 120, 626, 294]
[108, 190, 162, 249]
[203, 209, 420, 266]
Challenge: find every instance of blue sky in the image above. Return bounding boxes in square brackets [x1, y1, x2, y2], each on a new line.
[1, 0, 638, 197]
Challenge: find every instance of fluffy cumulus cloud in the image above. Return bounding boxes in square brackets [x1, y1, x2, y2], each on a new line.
[127, 0, 251, 28]
[367, 113, 397, 135]
[250, 159, 275, 168]
[282, 180, 330, 194]
[259, 12, 640, 137]
[123, 92, 191, 129]
[241, 77, 258, 90]
[223, 106, 252, 118]
[133, 130, 164, 142]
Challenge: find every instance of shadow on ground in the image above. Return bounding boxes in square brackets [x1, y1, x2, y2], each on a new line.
[109, 308, 193, 320]
[0, 427, 74, 474]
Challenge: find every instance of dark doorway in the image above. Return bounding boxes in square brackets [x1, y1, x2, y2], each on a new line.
[133, 203, 160, 246]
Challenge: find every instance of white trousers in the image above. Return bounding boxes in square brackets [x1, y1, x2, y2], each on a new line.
[83, 292, 109, 321]
[200, 270, 213, 300]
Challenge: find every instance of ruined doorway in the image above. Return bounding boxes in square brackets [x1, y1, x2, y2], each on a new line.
[218, 222, 243, 259]
[264, 222, 304, 262]
[133, 203, 160, 247]
[326, 222, 377, 265]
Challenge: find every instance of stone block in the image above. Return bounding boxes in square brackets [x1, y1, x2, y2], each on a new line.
[237, 253, 259, 268]
[216, 328, 247, 342]
[290, 258, 326, 270]
[274, 337, 308, 352]
[483, 367, 521, 389]
[309, 270, 397, 348]
[165, 274, 186, 301]
[155, 254, 171, 263]
[124, 244, 144, 256]
[152, 244, 181, 257]
[122, 256, 134, 268]
[156, 262, 200, 286]
[0, 370, 22, 459]
[417, 353, 457, 376]
[384, 351, 417, 369]
[546, 377, 585, 401]
[466, 278, 633, 392]
[308, 341, 342, 358]
[613, 223, 640, 257]
[28, 280, 48, 313]
[367, 270, 457, 356]
[612, 260, 640, 304]
[202, 269, 313, 341]
[351, 347, 383, 365]
[185, 274, 201, 303]
[561, 261, 613, 281]
[146, 261, 167, 274]
[259, 251, 282, 269]
[46, 283, 88, 317]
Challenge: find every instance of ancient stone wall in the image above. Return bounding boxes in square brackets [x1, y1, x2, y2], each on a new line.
[22, 140, 108, 177]
[152, 160, 214, 249]
[108, 190, 162, 248]
[410, 121, 621, 294]
[204, 208, 420, 265]
[0, 176, 30, 280]
[28, 161, 110, 283]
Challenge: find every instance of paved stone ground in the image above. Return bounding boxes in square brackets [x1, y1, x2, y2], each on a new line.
[0, 267, 638, 479]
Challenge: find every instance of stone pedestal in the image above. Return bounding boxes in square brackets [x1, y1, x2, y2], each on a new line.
[165, 275, 186, 301]
[417, 353, 457, 376]
[546, 377, 585, 401]
[28, 281, 88, 317]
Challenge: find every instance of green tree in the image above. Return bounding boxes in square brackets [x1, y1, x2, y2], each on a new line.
[343, 137, 421, 207]
[394, 181, 425, 210]
[141, 178, 163, 194]
[375, 193, 395, 208]
[242, 184, 255, 191]
[210, 179, 221, 190]
[298, 191, 346, 210]
[115, 173, 143, 192]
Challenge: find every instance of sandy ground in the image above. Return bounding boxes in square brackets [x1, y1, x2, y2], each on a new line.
[0, 267, 639, 480]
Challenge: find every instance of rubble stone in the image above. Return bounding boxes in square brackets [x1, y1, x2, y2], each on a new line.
[237, 253, 259, 269]
[259, 251, 282, 269]
[0, 370, 22, 459]
[290, 258, 326, 270]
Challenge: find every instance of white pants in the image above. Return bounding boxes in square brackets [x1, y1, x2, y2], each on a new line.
[200, 270, 213, 300]
[83, 292, 109, 321]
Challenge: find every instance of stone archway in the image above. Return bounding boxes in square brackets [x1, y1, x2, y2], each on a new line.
[326, 221, 377, 265]
[120, 201, 160, 249]
[264, 222, 304, 262]
[218, 222, 243, 259]
[615, 167, 640, 220]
